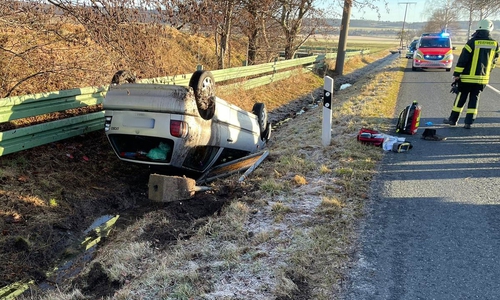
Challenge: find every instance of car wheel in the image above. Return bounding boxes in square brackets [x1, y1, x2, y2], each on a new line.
[446, 68, 451, 72]
[412, 66, 417, 71]
[189, 70, 216, 120]
[111, 70, 136, 85]
[252, 103, 268, 137]
[262, 122, 271, 142]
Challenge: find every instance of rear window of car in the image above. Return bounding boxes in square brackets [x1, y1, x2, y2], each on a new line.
[182, 145, 220, 171]
[419, 37, 451, 48]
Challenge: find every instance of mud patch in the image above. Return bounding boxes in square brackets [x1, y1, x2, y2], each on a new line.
[78, 262, 122, 299]
[139, 193, 229, 251]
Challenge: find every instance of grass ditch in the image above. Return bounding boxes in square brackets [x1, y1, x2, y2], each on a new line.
[15, 50, 407, 299]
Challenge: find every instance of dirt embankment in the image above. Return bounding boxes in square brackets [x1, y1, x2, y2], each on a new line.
[0, 52, 400, 299]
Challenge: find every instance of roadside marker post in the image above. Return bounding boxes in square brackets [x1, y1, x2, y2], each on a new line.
[322, 76, 333, 147]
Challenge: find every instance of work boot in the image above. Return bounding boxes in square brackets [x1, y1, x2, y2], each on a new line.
[421, 134, 447, 141]
[421, 128, 446, 141]
[464, 124, 471, 129]
[443, 118, 457, 126]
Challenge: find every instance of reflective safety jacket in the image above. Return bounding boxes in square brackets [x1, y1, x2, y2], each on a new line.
[453, 30, 500, 84]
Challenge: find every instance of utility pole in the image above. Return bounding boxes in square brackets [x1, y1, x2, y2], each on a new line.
[335, 0, 352, 76]
[399, 2, 416, 49]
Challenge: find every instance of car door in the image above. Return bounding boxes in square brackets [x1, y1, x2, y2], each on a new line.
[214, 98, 258, 151]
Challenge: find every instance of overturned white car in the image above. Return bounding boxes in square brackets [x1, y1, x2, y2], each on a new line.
[103, 70, 271, 178]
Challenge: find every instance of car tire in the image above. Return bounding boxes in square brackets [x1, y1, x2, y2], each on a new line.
[446, 68, 451, 72]
[189, 70, 216, 120]
[412, 66, 417, 71]
[111, 70, 136, 85]
[252, 103, 268, 137]
[262, 122, 271, 142]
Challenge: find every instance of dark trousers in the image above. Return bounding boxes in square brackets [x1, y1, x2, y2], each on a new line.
[448, 83, 484, 125]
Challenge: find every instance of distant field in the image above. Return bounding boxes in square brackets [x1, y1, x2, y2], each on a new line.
[306, 34, 399, 53]
[312, 34, 397, 43]
[345, 35, 399, 44]
[310, 30, 470, 51]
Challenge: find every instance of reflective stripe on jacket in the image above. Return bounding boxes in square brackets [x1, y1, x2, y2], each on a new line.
[453, 30, 499, 85]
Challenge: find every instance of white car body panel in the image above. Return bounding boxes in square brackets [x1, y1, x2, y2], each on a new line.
[103, 80, 268, 175]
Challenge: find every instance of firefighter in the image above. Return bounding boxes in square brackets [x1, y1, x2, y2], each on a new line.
[443, 19, 499, 129]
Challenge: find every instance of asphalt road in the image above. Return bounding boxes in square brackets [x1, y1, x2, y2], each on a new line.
[340, 57, 500, 300]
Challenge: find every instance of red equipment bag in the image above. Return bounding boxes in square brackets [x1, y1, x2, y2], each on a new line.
[396, 101, 421, 135]
[356, 128, 385, 147]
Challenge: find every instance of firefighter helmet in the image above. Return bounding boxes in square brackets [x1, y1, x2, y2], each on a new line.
[477, 19, 494, 32]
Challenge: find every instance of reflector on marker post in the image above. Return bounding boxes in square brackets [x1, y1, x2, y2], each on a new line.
[322, 76, 333, 146]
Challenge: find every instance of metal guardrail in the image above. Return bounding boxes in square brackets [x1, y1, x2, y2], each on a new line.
[0, 86, 106, 123]
[0, 50, 368, 156]
[139, 53, 333, 86]
[0, 112, 105, 156]
[142, 51, 365, 90]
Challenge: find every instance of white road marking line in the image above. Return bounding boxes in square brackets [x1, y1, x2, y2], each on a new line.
[487, 84, 500, 94]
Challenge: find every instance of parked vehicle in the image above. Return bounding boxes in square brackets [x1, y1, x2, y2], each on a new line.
[405, 39, 418, 59]
[103, 70, 271, 178]
[412, 33, 454, 71]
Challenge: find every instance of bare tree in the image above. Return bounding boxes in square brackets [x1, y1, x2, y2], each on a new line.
[454, 0, 500, 38]
[396, 29, 417, 46]
[0, 0, 103, 97]
[150, 0, 212, 31]
[236, 0, 271, 65]
[44, 0, 205, 76]
[272, 0, 317, 60]
[149, 0, 247, 70]
[0, 0, 227, 96]
[214, 0, 236, 69]
[473, 0, 500, 19]
[455, 0, 477, 38]
[46, 0, 151, 62]
[422, 5, 461, 34]
[240, 2, 262, 65]
[157, 0, 238, 69]
[352, 0, 388, 20]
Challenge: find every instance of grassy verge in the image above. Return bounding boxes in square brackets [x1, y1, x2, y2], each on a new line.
[19, 51, 407, 299]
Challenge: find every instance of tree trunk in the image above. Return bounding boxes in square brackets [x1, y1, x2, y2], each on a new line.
[247, 29, 259, 65]
[284, 34, 296, 60]
[217, 0, 234, 69]
[260, 18, 272, 62]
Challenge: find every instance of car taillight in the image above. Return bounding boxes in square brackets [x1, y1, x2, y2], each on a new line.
[170, 120, 188, 138]
[104, 116, 112, 132]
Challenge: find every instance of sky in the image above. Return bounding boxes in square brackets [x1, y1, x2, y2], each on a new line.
[350, 0, 427, 22]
